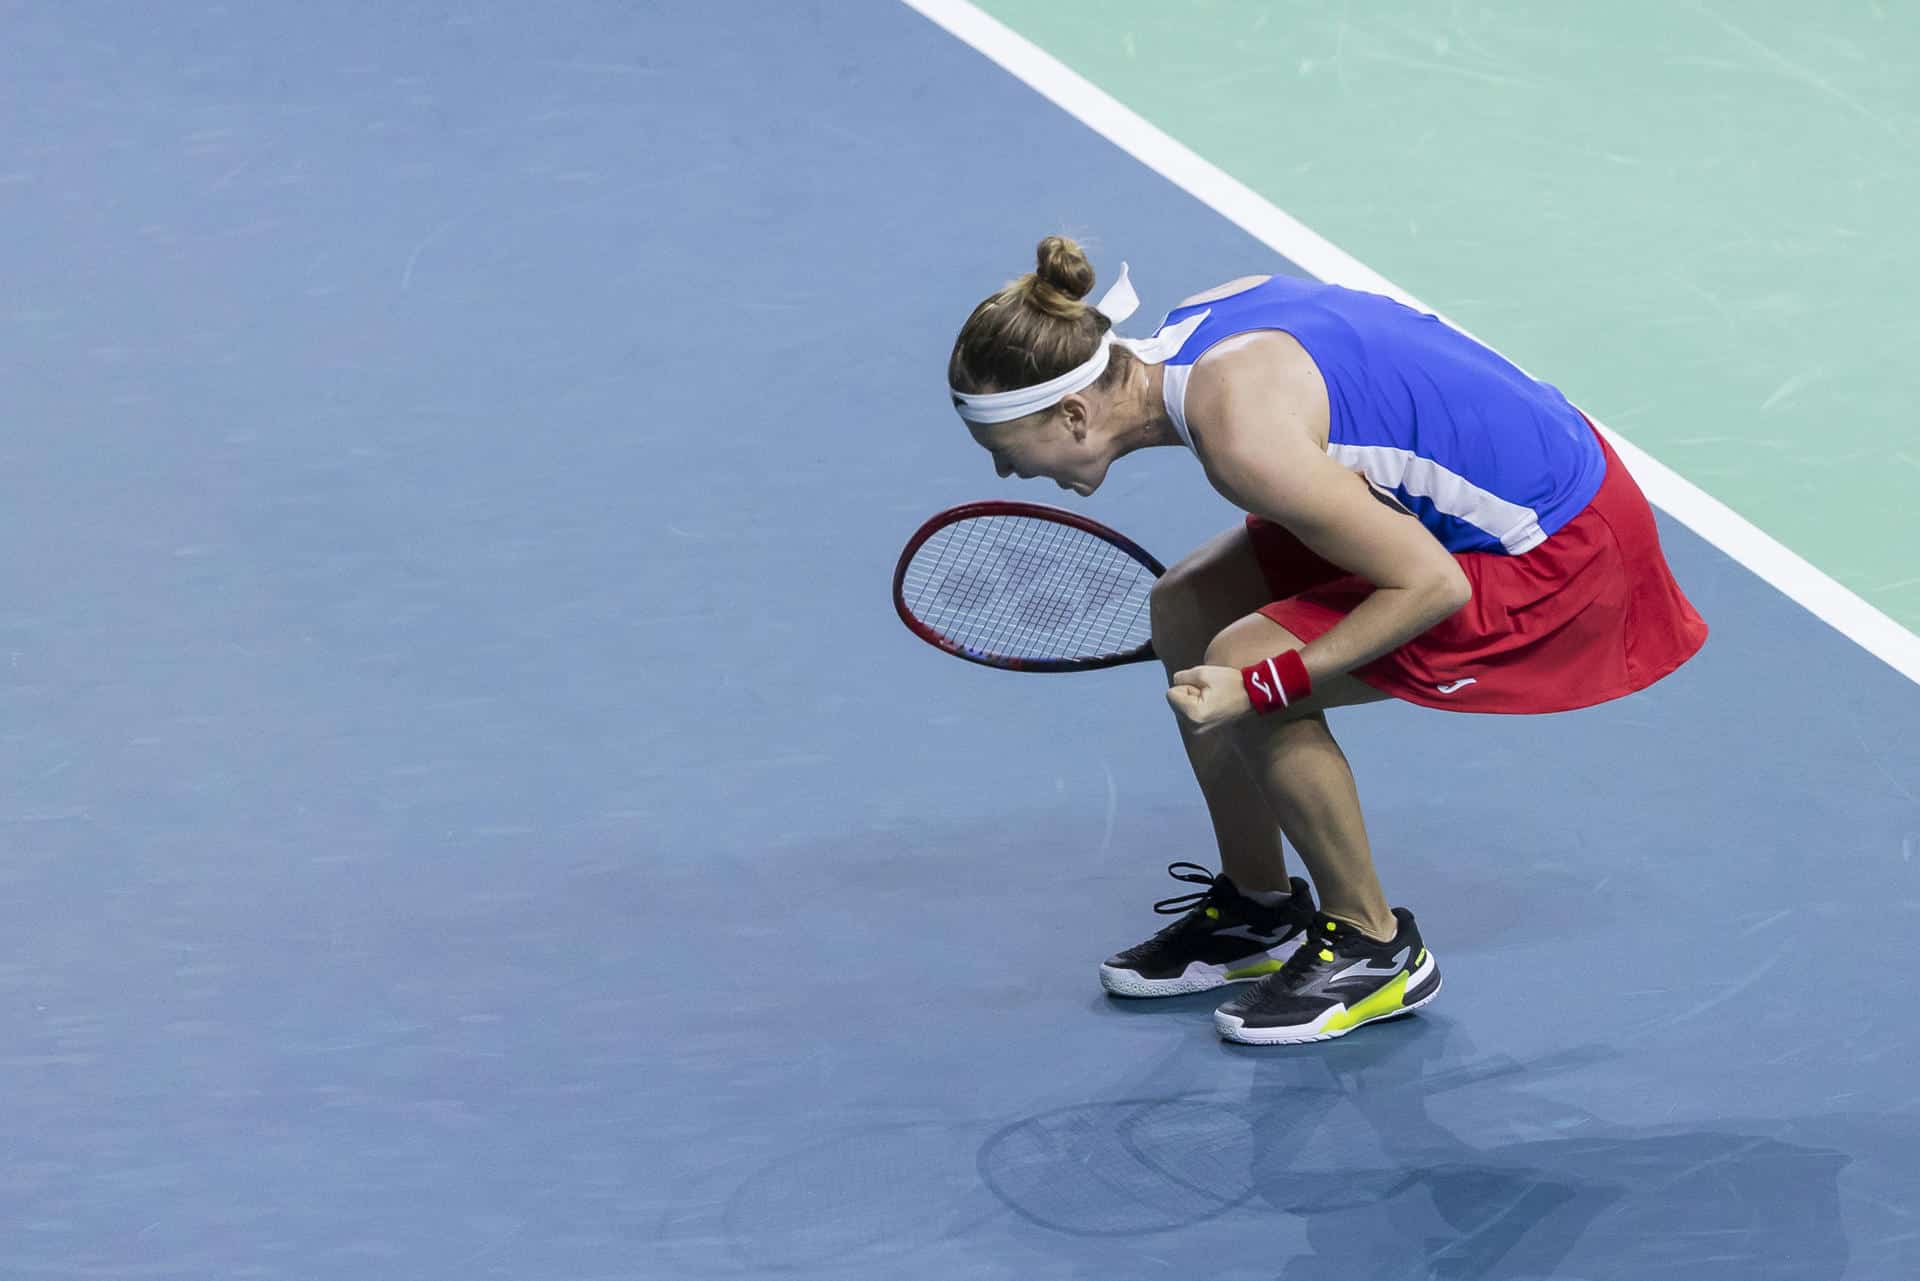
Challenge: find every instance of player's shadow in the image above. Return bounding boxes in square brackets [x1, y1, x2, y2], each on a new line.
[977, 1020, 1882, 1280]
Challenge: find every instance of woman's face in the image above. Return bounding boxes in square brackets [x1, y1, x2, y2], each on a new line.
[966, 402, 1108, 496]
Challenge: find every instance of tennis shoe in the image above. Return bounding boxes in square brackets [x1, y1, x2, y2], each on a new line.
[1214, 907, 1440, 1044]
[1099, 863, 1314, 997]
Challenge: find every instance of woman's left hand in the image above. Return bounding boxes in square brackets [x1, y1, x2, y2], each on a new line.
[1165, 665, 1252, 731]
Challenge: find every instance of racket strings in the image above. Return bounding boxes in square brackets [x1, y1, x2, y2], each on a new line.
[900, 515, 1155, 662]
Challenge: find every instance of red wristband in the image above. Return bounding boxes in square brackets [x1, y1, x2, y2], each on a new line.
[1241, 649, 1311, 714]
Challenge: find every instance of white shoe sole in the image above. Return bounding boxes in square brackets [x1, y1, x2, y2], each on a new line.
[1214, 953, 1442, 1044]
[1099, 938, 1301, 998]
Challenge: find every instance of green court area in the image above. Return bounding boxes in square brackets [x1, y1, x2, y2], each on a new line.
[976, 0, 1920, 636]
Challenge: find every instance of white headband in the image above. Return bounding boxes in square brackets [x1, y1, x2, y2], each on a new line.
[950, 264, 1205, 425]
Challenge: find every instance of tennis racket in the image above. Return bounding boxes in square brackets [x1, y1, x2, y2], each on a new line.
[892, 501, 1165, 672]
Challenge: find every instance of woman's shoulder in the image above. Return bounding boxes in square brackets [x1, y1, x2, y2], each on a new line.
[1171, 275, 1320, 391]
[1181, 329, 1329, 455]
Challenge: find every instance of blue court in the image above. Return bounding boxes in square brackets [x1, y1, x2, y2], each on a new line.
[5, 4, 1918, 1277]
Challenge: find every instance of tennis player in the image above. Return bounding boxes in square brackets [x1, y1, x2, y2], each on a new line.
[947, 236, 1707, 1045]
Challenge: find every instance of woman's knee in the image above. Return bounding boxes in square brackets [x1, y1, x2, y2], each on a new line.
[1149, 574, 1212, 668]
[1201, 612, 1302, 670]
[1150, 528, 1274, 667]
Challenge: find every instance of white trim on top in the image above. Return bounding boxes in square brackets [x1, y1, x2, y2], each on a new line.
[900, 0, 1920, 688]
[1327, 443, 1547, 555]
[1159, 362, 1195, 450]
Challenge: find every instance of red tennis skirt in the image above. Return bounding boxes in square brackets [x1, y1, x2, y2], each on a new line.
[1249, 425, 1708, 714]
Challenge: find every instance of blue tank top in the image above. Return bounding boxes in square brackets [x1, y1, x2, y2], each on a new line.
[1156, 276, 1604, 555]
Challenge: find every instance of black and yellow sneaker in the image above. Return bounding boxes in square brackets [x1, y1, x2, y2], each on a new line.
[1098, 863, 1315, 998]
[1213, 907, 1440, 1044]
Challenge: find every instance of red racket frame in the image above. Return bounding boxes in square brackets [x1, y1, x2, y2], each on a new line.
[891, 500, 1167, 672]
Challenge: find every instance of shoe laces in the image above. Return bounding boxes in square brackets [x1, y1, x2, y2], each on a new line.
[1133, 862, 1243, 945]
[1151, 862, 1229, 916]
[1276, 914, 1350, 983]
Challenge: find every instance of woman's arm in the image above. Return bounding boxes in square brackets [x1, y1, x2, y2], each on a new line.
[1185, 334, 1471, 686]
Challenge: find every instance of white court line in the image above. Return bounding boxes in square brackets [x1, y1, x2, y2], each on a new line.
[902, 0, 1920, 688]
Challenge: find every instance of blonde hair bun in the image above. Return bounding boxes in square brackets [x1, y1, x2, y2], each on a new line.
[1033, 235, 1096, 302]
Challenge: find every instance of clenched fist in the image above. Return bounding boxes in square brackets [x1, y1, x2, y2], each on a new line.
[1164, 665, 1251, 731]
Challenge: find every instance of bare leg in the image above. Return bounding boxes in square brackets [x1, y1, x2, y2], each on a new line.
[1201, 613, 1398, 941]
[1169, 714, 1288, 892]
[1149, 529, 1291, 892]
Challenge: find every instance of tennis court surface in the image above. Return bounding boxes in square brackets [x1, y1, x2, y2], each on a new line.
[4, 3, 1917, 1277]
